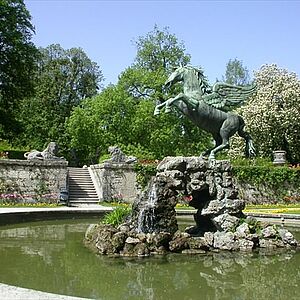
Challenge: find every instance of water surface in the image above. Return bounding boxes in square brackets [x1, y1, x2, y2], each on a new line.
[0, 219, 299, 300]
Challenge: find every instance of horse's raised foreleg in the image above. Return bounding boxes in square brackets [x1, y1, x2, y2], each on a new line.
[165, 93, 186, 113]
[209, 139, 230, 160]
[154, 101, 168, 115]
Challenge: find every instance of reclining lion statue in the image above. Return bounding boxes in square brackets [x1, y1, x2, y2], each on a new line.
[106, 146, 137, 164]
[24, 142, 64, 160]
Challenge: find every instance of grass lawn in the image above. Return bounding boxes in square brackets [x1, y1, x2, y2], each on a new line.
[2, 202, 300, 215]
[244, 204, 300, 214]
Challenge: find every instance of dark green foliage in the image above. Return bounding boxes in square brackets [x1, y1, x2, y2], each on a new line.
[68, 25, 211, 165]
[236, 217, 263, 235]
[68, 85, 136, 165]
[0, 0, 39, 139]
[102, 206, 132, 227]
[15, 44, 103, 153]
[0, 140, 27, 159]
[134, 163, 157, 188]
[233, 165, 300, 189]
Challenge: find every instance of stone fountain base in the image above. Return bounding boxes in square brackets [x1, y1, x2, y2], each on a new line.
[84, 157, 298, 256]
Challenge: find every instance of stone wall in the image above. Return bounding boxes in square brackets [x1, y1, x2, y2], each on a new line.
[89, 162, 138, 203]
[235, 180, 299, 205]
[0, 159, 68, 203]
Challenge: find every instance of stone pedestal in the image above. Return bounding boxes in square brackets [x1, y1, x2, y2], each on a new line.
[89, 162, 138, 203]
[156, 156, 243, 234]
[273, 150, 287, 166]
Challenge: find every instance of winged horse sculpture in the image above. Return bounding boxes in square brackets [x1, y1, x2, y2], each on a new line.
[154, 65, 256, 159]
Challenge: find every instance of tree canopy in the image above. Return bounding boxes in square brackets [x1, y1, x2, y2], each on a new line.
[15, 44, 103, 150]
[119, 25, 191, 101]
[0, 0, 38, 138]
[67, 25, 211, 165]
[229, 64, 300, 163]
[222, 58, 251, 86]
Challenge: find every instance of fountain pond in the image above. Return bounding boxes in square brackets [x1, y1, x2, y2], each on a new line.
[0, 218, 299, 299]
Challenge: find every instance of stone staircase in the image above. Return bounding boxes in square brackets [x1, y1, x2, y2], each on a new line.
[67, 167, 99, 206]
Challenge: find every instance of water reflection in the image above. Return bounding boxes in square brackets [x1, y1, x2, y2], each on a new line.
[0, 219, 299, 299]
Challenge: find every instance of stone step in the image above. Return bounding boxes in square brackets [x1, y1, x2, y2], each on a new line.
[68, 199, 99, 203]
[69, 193, 98, 197]
[69, 180, 95, 184]
[67, 167, 98, 205]
[68, 171, 90, 175]
[68, 184, 96, 188]
[68, 167, 89, 171]
[69, 193, 97, 197]
[68, 188, 97, 192]
[69, 186, 96, 190]
[68, 176, 91, 179]
[68, 174, 90, 177]
[69, 176, 92, 179]
[68, 187, 96, 191]
[69, 188, 96, 192]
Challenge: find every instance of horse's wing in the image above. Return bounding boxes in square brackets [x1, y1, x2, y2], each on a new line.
[203, 82, 256, 111]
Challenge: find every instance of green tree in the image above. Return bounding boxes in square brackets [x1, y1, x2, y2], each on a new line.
[16, 44, 103, 151]
[222, 58, 251, 86]
[229, 64, 300, 163]
[68, 84, 211, 165]
[119, 25, 191, 101]
[68, 26, 211, 165]
[118, 25, 211, 157]
[0, 0, 38, 139]
[68, 85, 136, 165]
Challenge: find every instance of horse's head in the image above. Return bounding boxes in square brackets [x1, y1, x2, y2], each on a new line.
[164, 65, 207, 93]
[164, 66, 186, 89]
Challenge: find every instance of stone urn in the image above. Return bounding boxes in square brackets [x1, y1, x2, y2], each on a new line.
[273, 150, 287, 166]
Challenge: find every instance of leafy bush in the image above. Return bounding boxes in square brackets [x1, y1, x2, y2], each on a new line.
[0, 140, 28, 160]
[229, 64, 300, 163]
[233, 165, 300, 189]
[134, 162, 157, 188]
[102, 206, 132, 227]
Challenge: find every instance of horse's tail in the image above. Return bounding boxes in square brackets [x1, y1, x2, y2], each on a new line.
[237, 116, 256, 157]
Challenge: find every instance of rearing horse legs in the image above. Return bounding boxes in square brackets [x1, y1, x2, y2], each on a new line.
[209, 137, 230, 160]
[154, 99, 172, 115]
[154, 93, 198, 116]
[208, 116, 239, 160]
[201, 135, 222, 158]
[165, 93, 199, 112]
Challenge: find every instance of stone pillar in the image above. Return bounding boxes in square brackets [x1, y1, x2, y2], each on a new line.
[89, 162, 138, 203]
[273, 150, 287, 166]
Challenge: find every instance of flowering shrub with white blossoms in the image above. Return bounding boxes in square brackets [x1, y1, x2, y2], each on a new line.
[229, 64, 300, 163]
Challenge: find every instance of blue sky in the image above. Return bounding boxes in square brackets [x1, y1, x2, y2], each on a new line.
[25, 0, 300, 86]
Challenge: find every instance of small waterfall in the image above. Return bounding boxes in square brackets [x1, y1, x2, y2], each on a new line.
[136, 181, 158, 233]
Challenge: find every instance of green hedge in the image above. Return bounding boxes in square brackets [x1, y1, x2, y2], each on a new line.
[134, 163, 157, 188]
[232, 165, 300, 189]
